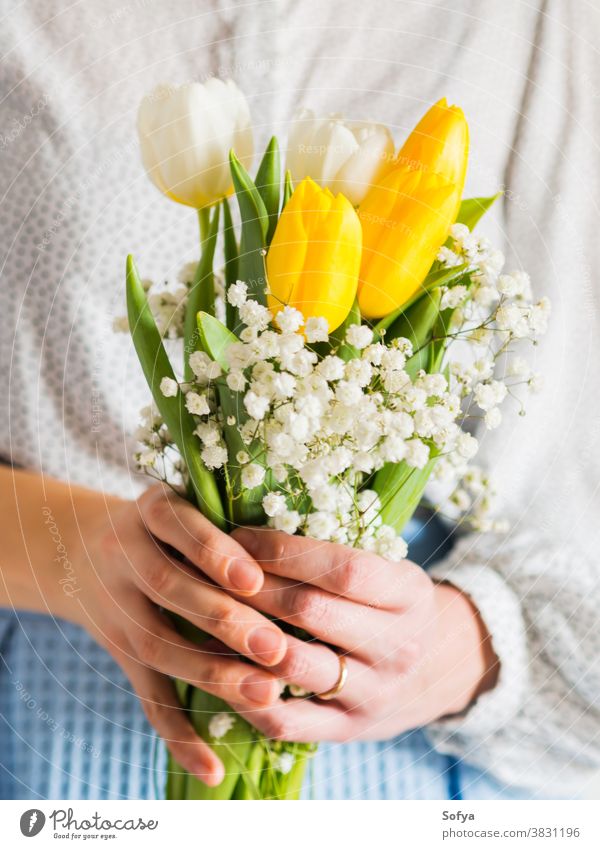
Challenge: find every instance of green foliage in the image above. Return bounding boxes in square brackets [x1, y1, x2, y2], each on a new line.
[254, 137, 281, 245]
[125, 255, 226, 529]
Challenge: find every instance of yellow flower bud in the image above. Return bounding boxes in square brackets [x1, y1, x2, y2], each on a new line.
[358, 166, 459, 319]
[396, 97, 469, 201]
[267, 177, 362, 332]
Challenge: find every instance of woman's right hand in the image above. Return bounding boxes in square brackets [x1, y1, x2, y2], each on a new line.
[68, 483, 287, 786]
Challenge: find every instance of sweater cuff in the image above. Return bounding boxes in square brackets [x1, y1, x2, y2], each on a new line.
[425, 542, 529, 747]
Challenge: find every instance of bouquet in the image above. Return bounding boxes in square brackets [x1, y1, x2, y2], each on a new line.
[119, 79, 549, 799]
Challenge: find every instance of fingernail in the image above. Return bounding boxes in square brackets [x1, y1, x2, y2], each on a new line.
[192, 759, 223, 787]
[247, 627, 285, 664]
[241, 671, 278, 705]
[228, 558, 261, 592]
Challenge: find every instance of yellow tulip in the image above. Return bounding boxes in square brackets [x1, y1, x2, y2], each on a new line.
[396, 97, 469, 202]
[358, 165, 459, 319]
[267, 177, 362, 332]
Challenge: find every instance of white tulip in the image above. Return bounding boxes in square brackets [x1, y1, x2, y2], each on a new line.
[286, 109, 394, 206]
[137, 79, 253, 208]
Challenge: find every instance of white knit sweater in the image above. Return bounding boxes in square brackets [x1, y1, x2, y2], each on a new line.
[1, 0, 599, 797]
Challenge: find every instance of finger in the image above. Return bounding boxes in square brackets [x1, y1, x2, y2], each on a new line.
[131, 550, 287, 666]
[270, 635, 375, 708]
[237, 572, 401, 659]
[139, 485, 264, 594]
[124, 598, 282, 709]
[120, 654, 224, 786]
[231, 698, 353, 743]
[232, 527, 418, 608]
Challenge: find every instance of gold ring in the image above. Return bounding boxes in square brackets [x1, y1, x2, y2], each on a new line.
[315, 653, 348, 701]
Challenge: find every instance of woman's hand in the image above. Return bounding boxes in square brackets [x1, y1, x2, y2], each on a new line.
[226, 528, 499, 743]
[66, 485, 288, 785]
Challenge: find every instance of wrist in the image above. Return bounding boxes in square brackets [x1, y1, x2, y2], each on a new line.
[432, 581, 500, 718]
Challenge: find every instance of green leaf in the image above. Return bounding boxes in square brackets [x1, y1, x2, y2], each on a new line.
[222, 198, 239, 331]
[374, 264, 468, 337]
[195, 312, 268, 526]
[384, 287, 442, 348]
[456, 193, 501, 230]
[283, 169, 293, 207]
[254, 136, 281, 245]
[373, 456, 438, 533]
[183, 204, 221, 380]
[196, 311, 237, 371]
[185, 690, 255, 800]
[230, 150, 268, 306]
[126, 255, 226, 530]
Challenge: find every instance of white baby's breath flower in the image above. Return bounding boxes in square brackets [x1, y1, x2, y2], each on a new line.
[306, 511, 339, 540]
[189, 351, 222, 380]
[474, 380, 507, 411]
[456, 432, 479, 460]
[227, 280, 248, 307]
[236, 450, 250, 465]
[305, 316, 329, 343]
[208, 712, 236, 740]
[185, 391, 210, 416]
[239, 300, 271, 330]
[440, 284, 468, 310]
[138, 449, 158, 467]
[273, 752, 295, 774]
[405, 438, 430, 469]
[262, 492, 288, 517]
[276, 306, 304, 333]
[160, 377, 178, 398]
[273, 509, 301, 534]
[241, 463, 266, 489]
[484, 407, 502, 429]
[201, 444, 228, 469]
[226, 370, 247, 392]
[244, 391, 270, 420]
[317, 355, 345, 381]
[345, 324, 373, 350]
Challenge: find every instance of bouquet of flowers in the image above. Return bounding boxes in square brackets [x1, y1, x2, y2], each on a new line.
[120, 79, 549, 799]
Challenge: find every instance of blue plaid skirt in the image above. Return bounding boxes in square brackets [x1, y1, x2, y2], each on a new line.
[0, 516, 527, 800]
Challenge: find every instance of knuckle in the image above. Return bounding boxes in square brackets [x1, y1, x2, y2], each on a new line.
[194, 530, 222, 563]
[141, 694, 163, 729]
[144, 558, 172, 597]
[263, 713, 290, 741]
[145, 496, 170, 528]
[207, 600, 239, 632]
[335, 552, 368, 597]
[279, 644, 310, 682]
[290, 586, 329, 629]
[269, 533, 288, 569]
[135, 631, 160, 667]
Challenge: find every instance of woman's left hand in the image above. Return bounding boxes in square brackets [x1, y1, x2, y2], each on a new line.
[226, 528, 499, 742]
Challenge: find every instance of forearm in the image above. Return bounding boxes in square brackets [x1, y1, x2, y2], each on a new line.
[0, 465, 123, 620]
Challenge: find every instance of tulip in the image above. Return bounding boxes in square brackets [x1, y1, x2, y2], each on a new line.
[286, 109, 394, 206]
[137, 79, 253, 208]
[266, 177, 362, 332]
[396, 98, 469, 202]
[358, 166, 459, 319]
